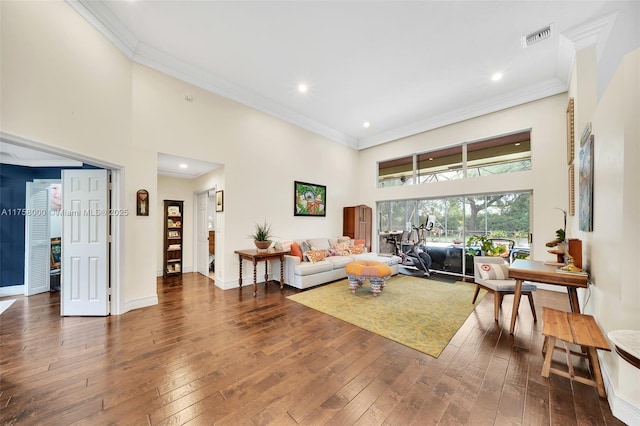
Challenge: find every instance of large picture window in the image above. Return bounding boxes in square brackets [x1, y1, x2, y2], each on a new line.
[377, 191, 531, 277]
[377, 130, 531, 187]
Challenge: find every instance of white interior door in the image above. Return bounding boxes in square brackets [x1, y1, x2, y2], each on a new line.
[196, 191, 209, 276]
[24, 182, 51, 296]
[61, 169, 109, 316]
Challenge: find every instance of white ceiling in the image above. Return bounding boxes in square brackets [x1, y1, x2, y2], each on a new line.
[72, 0, 622, 150]
[157, 153, 222, 178]
[1, 1, 624, 176]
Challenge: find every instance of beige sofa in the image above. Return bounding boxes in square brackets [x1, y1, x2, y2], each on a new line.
[274, 237, 402, 290]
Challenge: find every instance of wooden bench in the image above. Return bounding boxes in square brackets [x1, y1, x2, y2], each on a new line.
[542, 307, 611, 398]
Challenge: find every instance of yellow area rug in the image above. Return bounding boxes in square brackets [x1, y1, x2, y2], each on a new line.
[287, 275, 486, 358]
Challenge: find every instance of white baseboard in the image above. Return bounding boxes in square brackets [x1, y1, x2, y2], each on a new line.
[215, 278, 240, 290]
[119, 295, 158, 315]
[602, 353, 640, 424]
[0, 285, 24, 297]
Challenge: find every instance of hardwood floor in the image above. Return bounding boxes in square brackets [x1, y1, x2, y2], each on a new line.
[0, 273, 625, 425]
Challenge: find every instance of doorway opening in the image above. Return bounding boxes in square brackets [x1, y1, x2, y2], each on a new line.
[1, 132, 123, 315]
[195, 188, 217, 281]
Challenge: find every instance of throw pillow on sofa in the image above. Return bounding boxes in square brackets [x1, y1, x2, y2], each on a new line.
[348, 244, 365, 255]
[333, 241, 351, 256]
[274, 240, 294, 251]
[290, 242, 304, 260]
[304, 249, 326, 263]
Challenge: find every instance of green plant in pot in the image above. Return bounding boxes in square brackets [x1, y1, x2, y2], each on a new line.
[466, 234, 506, 257]
[249, 220, 274, 250]
[466, 235, 493, 255]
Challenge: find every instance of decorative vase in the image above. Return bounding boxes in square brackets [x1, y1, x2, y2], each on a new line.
[254, 240, 271, 250]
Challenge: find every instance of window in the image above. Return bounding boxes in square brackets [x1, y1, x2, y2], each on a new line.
[416, 145, 463, 183]
[378, 156, 414, 187]
[377, 130, 531, 187]
[466, 131, 531, 177]
[377, 191, 531, 276]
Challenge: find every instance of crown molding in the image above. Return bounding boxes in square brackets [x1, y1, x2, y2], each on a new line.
[562, 12, 618, 61]
[358, 78, 567, 150]
[132, 44, 358, 148]
[66, 1, 616, 152]
[68, 1, 358, 149]
[66, 0, 138, 58]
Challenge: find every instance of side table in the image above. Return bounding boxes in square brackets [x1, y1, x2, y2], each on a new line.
[234, 248, 290, 297]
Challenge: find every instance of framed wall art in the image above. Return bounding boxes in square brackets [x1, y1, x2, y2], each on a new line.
[580, 121, 592, 147]
[50, 237, 61, 269]
[579, 135, 594, 231]
[294, 181, 326, 217]
[215, 190, 224, 212]
[136, 189, 149, 216]
[566, 97, 575, 164]
[568, 164, 575, 216]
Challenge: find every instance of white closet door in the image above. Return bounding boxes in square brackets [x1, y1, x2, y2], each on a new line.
[196, 192, 209, 276]
[24, 182, 51, 296]
[61, 169, 109, 316]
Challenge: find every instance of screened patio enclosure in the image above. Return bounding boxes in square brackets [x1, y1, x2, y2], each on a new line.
[377, 191, 531, 278]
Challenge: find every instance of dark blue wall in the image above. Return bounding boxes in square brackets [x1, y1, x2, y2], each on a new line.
[0, 164, 94, 287]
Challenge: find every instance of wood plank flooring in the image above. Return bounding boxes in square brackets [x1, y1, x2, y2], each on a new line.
[0, 273, 625, 425]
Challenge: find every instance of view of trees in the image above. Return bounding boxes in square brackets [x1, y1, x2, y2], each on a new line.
[378, 191, 530, 245]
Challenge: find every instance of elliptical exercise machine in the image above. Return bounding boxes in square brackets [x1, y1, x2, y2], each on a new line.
[398, 218, 434, 277]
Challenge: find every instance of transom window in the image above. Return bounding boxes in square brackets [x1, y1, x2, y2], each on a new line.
[377, 130, 531, 187]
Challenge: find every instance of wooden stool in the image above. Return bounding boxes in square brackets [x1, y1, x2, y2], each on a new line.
[541, 307, 611, 397]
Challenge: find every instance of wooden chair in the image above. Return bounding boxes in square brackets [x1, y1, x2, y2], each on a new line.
[472, 256, 537, 322]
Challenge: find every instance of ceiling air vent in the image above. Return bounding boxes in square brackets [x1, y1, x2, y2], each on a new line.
[521, 24, 553, 48]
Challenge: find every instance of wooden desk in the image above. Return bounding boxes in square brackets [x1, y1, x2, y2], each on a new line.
[508, 259, 588, 334]
[234, 248, 290, 297]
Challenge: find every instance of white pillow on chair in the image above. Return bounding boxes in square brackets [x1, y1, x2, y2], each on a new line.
[478, 262, 509, 280]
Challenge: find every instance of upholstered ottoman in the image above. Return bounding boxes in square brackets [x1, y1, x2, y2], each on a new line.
[345, 260, 393, 296]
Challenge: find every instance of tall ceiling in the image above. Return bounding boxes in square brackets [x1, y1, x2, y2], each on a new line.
[71, 0, 622, 150]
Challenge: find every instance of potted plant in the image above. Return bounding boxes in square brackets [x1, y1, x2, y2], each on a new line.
[466, 235, 493, 255]
[249, 220, 274, 250]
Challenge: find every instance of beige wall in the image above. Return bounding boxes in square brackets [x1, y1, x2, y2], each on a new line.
[357, 48, 640, 419]
[571, 47, 639, 411]
[1, 1, 359, 306]
[137, 64, 360, 288]
[357, 94, 570, 264]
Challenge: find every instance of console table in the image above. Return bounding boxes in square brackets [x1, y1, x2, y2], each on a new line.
[508, 259, 588, 334]
[234, 248, 289, 297]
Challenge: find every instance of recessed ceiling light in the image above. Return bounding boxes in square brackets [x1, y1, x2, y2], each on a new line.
[298, 84, 308, 93]
[363, 121, 371, 128]
[491, 72, 503, 81]
[179, 164, 188, 169]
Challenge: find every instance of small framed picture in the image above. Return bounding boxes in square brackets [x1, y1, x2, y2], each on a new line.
[136, 189, 149, 216]
[167, 206, 180, 217]
[50, 237, 61, 269]
[215, 190, 224, 212]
